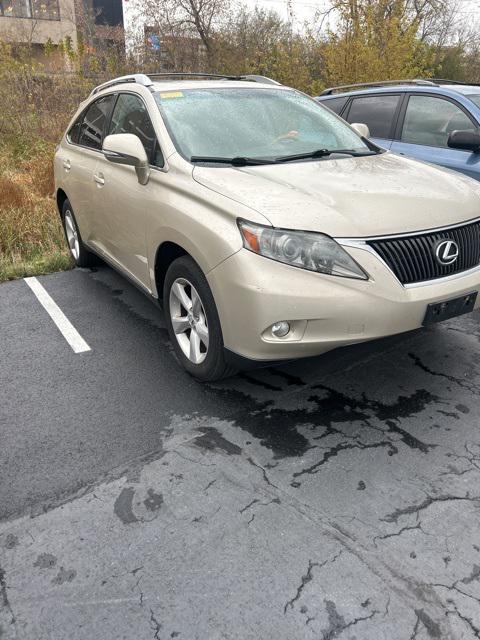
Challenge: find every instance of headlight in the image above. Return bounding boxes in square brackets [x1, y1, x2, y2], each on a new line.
[238, 220, 368, 280]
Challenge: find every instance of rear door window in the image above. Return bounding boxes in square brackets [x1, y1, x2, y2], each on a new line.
[78, 95, 115, 150]
[401, 95, 476, 148]
[346, 94, 400, 139]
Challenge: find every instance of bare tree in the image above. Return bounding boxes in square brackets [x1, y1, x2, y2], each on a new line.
[136, 0, 231, 62]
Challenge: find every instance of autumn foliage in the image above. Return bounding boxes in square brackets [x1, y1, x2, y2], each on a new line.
[0, 0, 479, 280]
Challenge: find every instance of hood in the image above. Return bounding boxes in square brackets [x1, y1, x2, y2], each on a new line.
[193, 152, 480, 237]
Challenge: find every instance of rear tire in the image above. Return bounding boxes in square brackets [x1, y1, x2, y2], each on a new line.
[164, 256, 237, 381]
[61, 199, 99, 268]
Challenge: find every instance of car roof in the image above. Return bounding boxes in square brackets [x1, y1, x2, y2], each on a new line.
[78, 76, 293, 113]
[441, 84, 480, 96]
[88, 74, 289, 100]
[150, 80, 291, 91]
[318, 83, 480, 102]
[86, 79, 291, 107]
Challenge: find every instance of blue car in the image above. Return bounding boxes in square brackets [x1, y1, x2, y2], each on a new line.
[316, 79, 480, 180]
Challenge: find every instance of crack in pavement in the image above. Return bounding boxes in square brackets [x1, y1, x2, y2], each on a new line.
[382, 493, 480, 524]
[149, 608, 162, 640]
[284, 552, 343, 614]
[322, 600, 378, 640]
[239, 497, 280, 515]
[373, 523, 423, 547]
[0, 564, 16, 636]
[447, 443, 480, 473]
[409, 353, 480, 397]
[239, 499, 259, 514]
[292, 440, 398, 479]
[431, 565, 480, 607]
[203, 479, 216, 492]
[409, 608, 442, 639]
[447, 604, 480, 638]
[284, 559, 323, 614]
[238, 473, 465, 636]
[247, 457, 278, 488]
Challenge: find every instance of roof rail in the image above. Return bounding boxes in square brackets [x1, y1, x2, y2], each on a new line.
[90, 73, 153, 96]
[430, 78, 480, 87]
[244, 74, 281, 85]
[320, 79, 437, 96]
[89, 72, 280, 96]
[146, 72, 280, 84]
[148, 72, 244, 81]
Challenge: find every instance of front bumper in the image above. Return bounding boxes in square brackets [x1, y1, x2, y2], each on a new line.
[206, 247, 480, 361]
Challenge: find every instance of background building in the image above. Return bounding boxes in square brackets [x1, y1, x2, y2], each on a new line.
[80, 0, 124, 50]
[0, 0, 126, 59]
[0, 0, 78, 49]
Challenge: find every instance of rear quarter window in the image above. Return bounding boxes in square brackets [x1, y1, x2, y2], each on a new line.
[67, 117, 82, 144]
[321, 96, 348, 115]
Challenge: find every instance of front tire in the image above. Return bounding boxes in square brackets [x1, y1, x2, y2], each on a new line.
[61, 199, 98, 268]
[164, 256, 236, 381]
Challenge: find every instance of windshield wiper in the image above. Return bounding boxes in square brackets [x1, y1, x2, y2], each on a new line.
[190, 155, 275, 166]
[275, 149, 378, 163]
[191, 148, 379, 166]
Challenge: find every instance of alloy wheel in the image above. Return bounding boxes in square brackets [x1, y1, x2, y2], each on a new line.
[169, 278, 209, 364]
[64, 210, 80, 260]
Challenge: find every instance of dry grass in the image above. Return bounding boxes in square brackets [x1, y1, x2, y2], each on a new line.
[0, 142, 73, 282]
[0, 59, 95, 283]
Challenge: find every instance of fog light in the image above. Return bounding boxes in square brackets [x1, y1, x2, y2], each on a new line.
[271, 321, 290, 338]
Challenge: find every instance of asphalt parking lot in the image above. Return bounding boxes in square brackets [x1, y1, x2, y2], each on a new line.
[1, 266, 480, 639]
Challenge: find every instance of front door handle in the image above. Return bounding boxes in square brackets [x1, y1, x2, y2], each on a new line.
[94, 172, 105, 186]
[63, 159, 71, 171]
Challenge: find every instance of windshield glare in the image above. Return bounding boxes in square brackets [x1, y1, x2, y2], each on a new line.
[154, 87, 369, 161]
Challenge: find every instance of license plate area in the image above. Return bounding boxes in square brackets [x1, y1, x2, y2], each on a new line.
[423, 291, 477, 326]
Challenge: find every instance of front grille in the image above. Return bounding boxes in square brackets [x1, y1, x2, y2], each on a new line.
[367, 219, 480, 285]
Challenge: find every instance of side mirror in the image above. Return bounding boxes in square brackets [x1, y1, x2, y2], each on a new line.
[103, 133, 150, 185]
[448, 129, 480, 153]
[351, 122, 370, 139]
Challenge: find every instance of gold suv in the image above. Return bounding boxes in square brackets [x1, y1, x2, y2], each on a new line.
[55, 73, 480, 380]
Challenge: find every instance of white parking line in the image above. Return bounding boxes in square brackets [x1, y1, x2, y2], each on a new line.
[24, 276, 91, 354]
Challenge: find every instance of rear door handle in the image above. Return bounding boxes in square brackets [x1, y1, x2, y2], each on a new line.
[63, 159, 71, 171]
[94, 172, 105, 186]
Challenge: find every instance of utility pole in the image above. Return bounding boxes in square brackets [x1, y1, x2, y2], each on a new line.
[286, 0, 294, 30]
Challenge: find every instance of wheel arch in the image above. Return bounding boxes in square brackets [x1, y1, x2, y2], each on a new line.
[56, 189, 69, 218]
[152, 222, 223, 300]
[154, 241, 190, 301]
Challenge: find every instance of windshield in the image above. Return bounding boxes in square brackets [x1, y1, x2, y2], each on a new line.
[468, 94, 480, 109]
[154, 87, 371, 162]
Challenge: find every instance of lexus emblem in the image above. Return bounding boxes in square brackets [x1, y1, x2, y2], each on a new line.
[435, 239, 459, 266]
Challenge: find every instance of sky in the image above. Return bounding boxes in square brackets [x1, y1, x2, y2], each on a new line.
[240, 0, 327, 27]
[240, 0, 480, 28]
